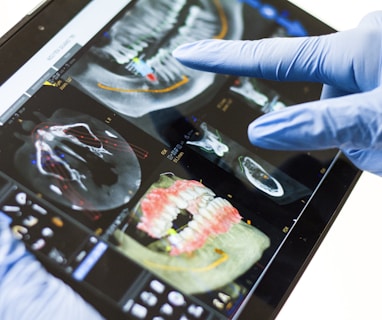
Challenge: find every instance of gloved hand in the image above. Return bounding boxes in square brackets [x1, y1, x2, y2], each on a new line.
[0, 216, 103, 320]
[173, 11, 382, 176]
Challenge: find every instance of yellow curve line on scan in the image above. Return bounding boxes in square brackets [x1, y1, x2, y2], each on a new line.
[213, 0, 228, 39]
[97, 75, 189, 94]
[143, 249, 229, 273]
[97, 1, 226, 94]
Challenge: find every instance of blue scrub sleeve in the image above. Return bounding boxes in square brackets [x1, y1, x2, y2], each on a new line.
[0, 216, 104, 320]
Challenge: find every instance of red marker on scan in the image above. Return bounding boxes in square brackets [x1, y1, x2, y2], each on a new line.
[132, 57, 158, 83]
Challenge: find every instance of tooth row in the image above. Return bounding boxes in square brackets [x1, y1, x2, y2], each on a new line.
[138, 182, 216, 238]
[152, 5, 219, 81]
[172, 5, 218, 45]
[111, 0, 187, 54]
[138, 202, 180, 238]
[178, 185, 214, 202]
[138, 178, 241, 255]
[167, 197, 241, 255]
[102, 41, 136, 65]
[147, 49, 186, 83]
[102, 4, 174, 65]
[138, 198, 187, 238]
[103, 1, 221, 82]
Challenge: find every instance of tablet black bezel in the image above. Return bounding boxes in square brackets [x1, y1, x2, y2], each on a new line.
[0, 1, 361, 319]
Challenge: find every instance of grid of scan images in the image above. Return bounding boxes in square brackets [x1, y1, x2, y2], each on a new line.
[0, 1, 337, 318]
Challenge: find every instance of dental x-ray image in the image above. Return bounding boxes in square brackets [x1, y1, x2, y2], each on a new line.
[13, 108, 142, 214]
[230, 77, 289, 114]
[66, 0, 244, 118]
[114, 172, 270, 295]
[239, 155, 284, 197]
[185, 121, 311, 204]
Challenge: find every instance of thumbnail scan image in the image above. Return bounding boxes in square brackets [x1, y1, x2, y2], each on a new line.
[67, 0, 244, 117]
[114, 173, 270, 294]
[231, 77, 288, 113]
[186, 122, 310, 203]
[238, 155, 284, 197]
[186, 122, 229, 157]
[13, 109, 142, 213]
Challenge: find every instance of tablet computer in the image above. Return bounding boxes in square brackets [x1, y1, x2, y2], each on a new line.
[0, 0, 360, 319]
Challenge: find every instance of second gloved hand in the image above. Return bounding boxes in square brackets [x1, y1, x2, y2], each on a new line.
[173, 11, 382, 176]
[0, 216, 104, 320]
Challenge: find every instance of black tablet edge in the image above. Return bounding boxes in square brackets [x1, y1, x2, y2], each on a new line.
[0, 0, 52, 46]
[239, 153, 361, 319]
[0, 0, 91, 85]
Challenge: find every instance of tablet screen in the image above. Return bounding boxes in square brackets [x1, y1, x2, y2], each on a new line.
[0, 1, 359, 319]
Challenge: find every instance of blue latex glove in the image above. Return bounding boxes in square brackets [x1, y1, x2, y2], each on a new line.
[173, 11, 382, 176]
[0, 216, 103, 320]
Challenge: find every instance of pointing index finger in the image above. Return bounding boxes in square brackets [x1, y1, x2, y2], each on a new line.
[172, 34, 359, 92]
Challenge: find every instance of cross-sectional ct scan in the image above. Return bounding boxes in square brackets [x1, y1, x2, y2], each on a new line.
[230, 77, 289, 113]
[13, 109, 142, 212]
[67, 0, 244, 118]
[185, 121, 311, 204]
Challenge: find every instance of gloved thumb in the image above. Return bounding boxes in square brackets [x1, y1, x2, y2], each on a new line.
[248, 88, 382, 174]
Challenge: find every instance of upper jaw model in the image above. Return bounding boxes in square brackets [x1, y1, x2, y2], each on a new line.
[67, 0, 244, 117]
[136, 176, 242, 256]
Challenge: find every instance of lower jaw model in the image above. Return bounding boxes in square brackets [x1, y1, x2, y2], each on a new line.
[114, 173, 270, 295]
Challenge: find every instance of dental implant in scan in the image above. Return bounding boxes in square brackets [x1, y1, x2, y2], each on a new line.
[66, 0, 244, 118]
[13, 109, 141, 214]
[114, 173, 270, 294]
